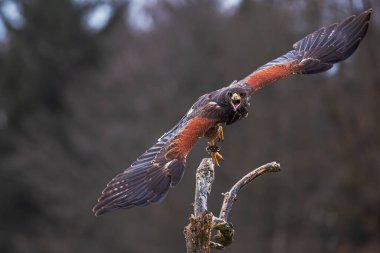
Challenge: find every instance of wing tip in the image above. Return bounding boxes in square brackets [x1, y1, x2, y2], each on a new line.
[92, 204, 106, 216]
[92, 149, 185, 215]
[364, 8, 373, 15]
[92, 207, 103, 216]
[347, 8, 372, 21]
[92, 198, 136, 216]
[92, 201, 110, 216]
[359, 8, 372, 25]
[355, 8, 372, 28]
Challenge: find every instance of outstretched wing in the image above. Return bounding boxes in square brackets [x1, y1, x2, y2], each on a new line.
[236, 9, 371, 92]
[93, 115, 216, 216]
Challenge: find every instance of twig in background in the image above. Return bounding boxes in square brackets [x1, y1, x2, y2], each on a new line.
[214, 162, 281, 247]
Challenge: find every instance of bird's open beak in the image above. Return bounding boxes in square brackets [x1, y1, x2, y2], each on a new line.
[230, 93, 241, 111]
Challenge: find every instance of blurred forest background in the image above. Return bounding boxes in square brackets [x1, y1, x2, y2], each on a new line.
[0, 0, 379, 253]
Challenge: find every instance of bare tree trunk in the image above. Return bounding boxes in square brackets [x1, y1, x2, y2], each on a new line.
[184, 212, 214, 253]
[184, 159, 215, 253]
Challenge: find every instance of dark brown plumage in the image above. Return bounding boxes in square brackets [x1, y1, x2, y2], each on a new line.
[93, 9, 372, 216]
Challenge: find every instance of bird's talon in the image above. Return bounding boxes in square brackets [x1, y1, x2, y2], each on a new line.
[207, 144, 223, 167]
[217, 126, 224, 142]
[212, 152, 221, 167]
[215, 152, 224, 160]
[207, 136, 224, 166]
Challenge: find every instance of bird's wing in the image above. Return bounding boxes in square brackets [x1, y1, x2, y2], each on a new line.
[235, 9, 371, 92]
[93, 113, 216, 216]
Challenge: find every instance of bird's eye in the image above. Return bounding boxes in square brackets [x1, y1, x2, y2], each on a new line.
[227, 92, 232, 97]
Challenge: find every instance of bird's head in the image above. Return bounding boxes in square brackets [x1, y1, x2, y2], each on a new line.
[223, 88, 249, 112]
[229, 92, 242, 111]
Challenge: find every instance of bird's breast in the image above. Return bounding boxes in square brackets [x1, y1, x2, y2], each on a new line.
[225, 104, 249, 125]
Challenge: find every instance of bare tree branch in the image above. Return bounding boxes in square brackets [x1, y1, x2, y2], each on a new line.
[213, 162, 280, 247]
[184, 159, 281, 252]
[219, 162, 281, 221]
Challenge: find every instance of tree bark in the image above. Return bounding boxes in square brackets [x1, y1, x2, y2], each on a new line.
[184, 212, 214, 253]
[184, 158, 214, 253]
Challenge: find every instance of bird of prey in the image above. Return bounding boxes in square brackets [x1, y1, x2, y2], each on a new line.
[93, 9, 372, 216]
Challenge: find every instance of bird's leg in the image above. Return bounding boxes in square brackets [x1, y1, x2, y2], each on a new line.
[216, 125, 224, 142]
[206, 139, 224, 167]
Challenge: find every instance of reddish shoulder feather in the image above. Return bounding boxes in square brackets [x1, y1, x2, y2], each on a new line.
[245, 61, 300, 90]
[165, 117, 215, 161]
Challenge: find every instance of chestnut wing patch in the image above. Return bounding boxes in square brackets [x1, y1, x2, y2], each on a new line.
[245, 56, 300, 90]
[164, 117, 216, 161]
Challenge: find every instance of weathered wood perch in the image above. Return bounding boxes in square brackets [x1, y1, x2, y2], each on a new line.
[184, 158, 280, 253]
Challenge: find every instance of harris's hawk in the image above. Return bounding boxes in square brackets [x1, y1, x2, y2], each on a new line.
[93, 9, 372, 215]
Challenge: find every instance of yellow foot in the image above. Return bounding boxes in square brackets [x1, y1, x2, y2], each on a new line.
[211, 150, 224, 167]
[206, 139, 224, 167]
[217, 125, 224, 142]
